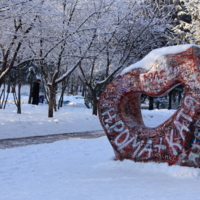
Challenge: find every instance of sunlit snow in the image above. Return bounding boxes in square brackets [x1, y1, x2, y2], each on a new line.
[121, 44, 200, 75]
[1, 92, 200, 200]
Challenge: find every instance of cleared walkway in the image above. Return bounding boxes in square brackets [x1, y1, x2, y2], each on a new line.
[0, 130, 105, 149]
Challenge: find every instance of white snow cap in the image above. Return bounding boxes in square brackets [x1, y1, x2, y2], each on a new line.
[121, 44, 200, 75]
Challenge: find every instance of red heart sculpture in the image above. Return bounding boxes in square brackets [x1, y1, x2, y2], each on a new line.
[98, 45, 200, 167]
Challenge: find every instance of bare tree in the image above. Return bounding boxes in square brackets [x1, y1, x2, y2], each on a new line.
[79, 0, 174, 115]
[31, 0, 117, 117]
[0, 1, 44, 87]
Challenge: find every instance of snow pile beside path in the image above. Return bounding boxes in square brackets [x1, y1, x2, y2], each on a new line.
[0, 103, 103, 140]
[165, 164, 200, 178]
[96, 159, 200, 179]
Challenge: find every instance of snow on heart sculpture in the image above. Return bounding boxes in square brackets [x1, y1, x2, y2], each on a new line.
[98, 44, 200, 167]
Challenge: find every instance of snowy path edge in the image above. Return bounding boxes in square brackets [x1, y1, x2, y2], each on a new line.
[0, 130, 105, 149]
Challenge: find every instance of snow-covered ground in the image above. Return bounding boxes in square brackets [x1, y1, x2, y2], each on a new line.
[0, 95, 103, 140]
[1, 93, 200, 200]
[1, 137, 200, 200]
[0, 92, 176, 140]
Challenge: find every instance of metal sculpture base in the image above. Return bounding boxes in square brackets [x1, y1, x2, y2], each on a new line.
[98, 45, 200, 167]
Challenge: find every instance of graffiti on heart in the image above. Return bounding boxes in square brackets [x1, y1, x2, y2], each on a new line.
[98, 45, 200, 167]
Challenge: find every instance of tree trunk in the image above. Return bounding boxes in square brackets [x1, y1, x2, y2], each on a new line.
[12, 86, 18, 106]
[92, 97, 98, 115]
[82, 85, 85, 97]
[58, 95, 63, 109]
[0, 88, 4, 104]
[17, 65, 22, 114]
[148, 96, 154, 110]
[48, 86, 54, 117]
[28, 82, 33, 104]
[178, 91, 182, 104]
[75, 85, 78, 95]
[0, 83, 6, 109]
[168, 91, 172, 110]
[156, 101, 160, 109]
[3, 82, 11, 109]
[70, 82, 74, 95]
[58, 84, 67, 109]
[17, 84, 21, 114]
